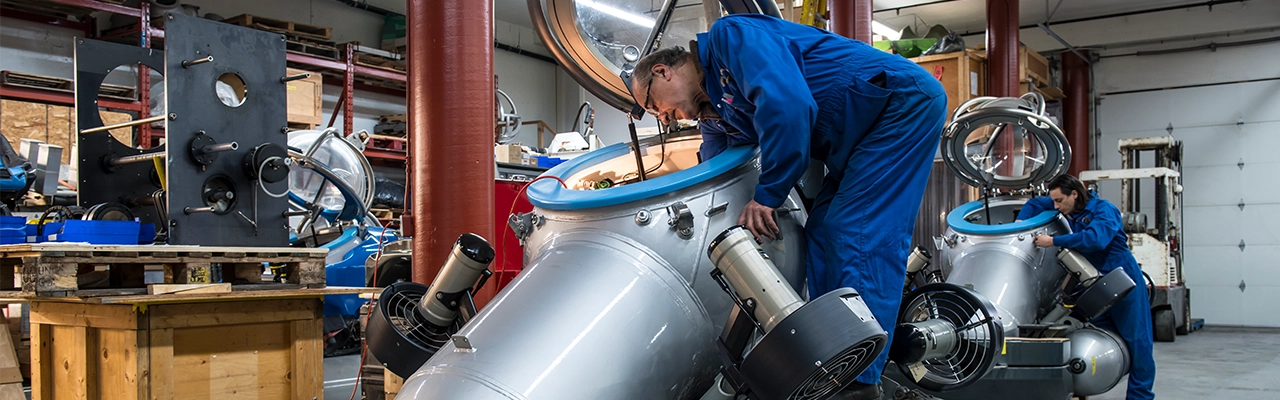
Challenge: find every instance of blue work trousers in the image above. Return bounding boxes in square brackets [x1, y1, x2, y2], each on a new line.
[804, 76, 946, 385]
[1091, 262, 1157, 400]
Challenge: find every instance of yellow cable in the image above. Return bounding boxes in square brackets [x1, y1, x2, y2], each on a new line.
[153, 157, 167, 191]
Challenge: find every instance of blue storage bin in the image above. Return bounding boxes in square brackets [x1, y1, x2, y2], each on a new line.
[0, 216, 25, 245]
[56, 220, 141, 245]
[29, 220, 141, 245]
[535, 156, 566, 168]
[138, 223, 157, 244]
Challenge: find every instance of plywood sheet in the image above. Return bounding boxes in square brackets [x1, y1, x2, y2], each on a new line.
[0, 100, 134, 165]
[172, 322, 291, 400]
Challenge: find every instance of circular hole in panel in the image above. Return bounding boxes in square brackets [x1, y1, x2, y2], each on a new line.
[215, 73, 247, 107]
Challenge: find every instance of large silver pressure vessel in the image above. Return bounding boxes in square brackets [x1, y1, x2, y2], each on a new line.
[936, 197, 1070, 336]
[398, 137, 808, 399]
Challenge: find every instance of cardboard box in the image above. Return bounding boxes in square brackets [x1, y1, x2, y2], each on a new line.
[495, 144, 524, 164]
[381, 37, 407, 53]
[286, 67, 323, 128]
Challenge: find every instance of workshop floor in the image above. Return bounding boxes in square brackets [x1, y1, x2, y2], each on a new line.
[321, 326, 1280, 400]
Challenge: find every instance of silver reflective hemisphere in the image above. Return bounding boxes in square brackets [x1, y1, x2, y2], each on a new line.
[1067, 327, 1131, 397]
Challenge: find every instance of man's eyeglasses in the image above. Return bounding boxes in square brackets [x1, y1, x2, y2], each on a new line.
[642, 75, 659, 117]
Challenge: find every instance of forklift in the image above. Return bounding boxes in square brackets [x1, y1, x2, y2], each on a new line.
[1080, 136, 1198, 342]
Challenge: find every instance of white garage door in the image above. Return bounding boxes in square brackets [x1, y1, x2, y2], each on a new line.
[1096, 79, 1280, 327]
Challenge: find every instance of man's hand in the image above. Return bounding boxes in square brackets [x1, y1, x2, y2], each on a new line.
[1034, 233, 1054, 248]
[738, 200, 779, 241]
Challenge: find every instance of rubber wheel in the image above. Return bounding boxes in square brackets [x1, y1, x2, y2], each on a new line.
[1153, 309, 1176, 342]
[1176, 293, 1192, 335]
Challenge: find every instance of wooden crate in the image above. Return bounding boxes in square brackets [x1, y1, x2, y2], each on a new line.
[972, 44, 1053, 88]
[0, 244, 327, 297]
[909, 50, 986, 122]
[1020, 44, 1051, 87]
[286, 67, 323, 128]
[27, 292, 331, 400]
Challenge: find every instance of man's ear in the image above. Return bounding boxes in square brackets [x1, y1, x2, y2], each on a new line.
[652, 64, 668, 80]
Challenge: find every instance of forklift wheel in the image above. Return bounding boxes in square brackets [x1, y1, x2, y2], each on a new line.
[1176, 292, 1192, 335]
[1153, 309, 1176, 342]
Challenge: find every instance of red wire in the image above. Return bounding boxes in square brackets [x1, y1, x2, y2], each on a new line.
[350, 217, 395, 400]
[496, 175, 567, 295]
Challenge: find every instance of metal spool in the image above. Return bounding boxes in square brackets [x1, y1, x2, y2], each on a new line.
[892, 283, 1003, 392]
[83, 202, 136, 221]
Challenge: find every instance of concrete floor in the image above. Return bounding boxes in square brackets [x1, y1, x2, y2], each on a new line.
[322, 326, 1280, 400]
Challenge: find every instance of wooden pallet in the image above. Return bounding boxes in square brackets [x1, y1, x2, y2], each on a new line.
[0, 244, 327, 298]
[224, 14, 332, 42]
[354, 53, 406, 73]
[378, 114, 406, 124]
[0, 0, 96, 19]
[1, 71, 136, 100]
[286, 38, 340, 59]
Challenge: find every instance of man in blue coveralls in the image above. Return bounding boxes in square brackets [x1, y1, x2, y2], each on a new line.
[629, 14, 946, 399]
[1019, 174, 1156, 400]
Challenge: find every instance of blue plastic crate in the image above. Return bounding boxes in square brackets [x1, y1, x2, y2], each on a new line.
[29, 220, 140, 245]
[535, 156, 566, 168]
[138, 223, 157, 244]
[0, 216, 24, 245]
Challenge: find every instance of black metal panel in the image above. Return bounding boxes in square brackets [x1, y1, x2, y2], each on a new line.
[162, 13, 289, 246]
[884, 364, 1075, 400]
[74, 38, 166, 225]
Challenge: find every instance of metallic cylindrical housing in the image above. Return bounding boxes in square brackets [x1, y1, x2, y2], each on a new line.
[399, 232, 722, 399]
[398, 137, 809, 399]
[201, 141, 239, 154]
[891, 318, 958, 365]
[708, 226, 804, 332]
[906, 245, 931, 274]
[1058, 248, 1101, 283]
[418, 233, 494, 327]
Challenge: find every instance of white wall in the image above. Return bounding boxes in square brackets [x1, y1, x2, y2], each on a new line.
[1094, 40, 1280, 327]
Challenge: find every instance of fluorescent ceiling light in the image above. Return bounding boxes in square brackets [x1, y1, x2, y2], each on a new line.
[872, 20, 901, 40]
[575, 0, 656, 28]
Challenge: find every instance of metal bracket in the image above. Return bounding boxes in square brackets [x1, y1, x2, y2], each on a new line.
[667, 201, 694, 239]
[508, 212, 544, 246]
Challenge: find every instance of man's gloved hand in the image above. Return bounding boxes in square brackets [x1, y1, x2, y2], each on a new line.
[739, 200, 779, 241]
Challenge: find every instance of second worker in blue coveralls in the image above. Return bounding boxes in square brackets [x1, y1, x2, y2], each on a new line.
[1019, 174, 1156, 400]
[629, 14, 946, 399]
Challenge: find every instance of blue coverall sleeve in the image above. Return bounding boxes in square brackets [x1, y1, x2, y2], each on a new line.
[1053, 202, 1121, 253]
[699, 120, 729, 161]
[708, 20, 817, 208]
[1016, 196, 1054, 220]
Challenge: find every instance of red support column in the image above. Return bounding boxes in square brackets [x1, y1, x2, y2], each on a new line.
[986, 0, 1019, 97]
[407, 0, 496, 299]
[831, 0, 873, 43]
[1062, 50, 1092, 176]
[343, 44, 356, 137]
[987, 0, 1019, 181]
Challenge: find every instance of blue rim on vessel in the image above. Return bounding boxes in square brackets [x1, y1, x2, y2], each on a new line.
[526, 142, 757, 210]
[946, 200, 1058, 235]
